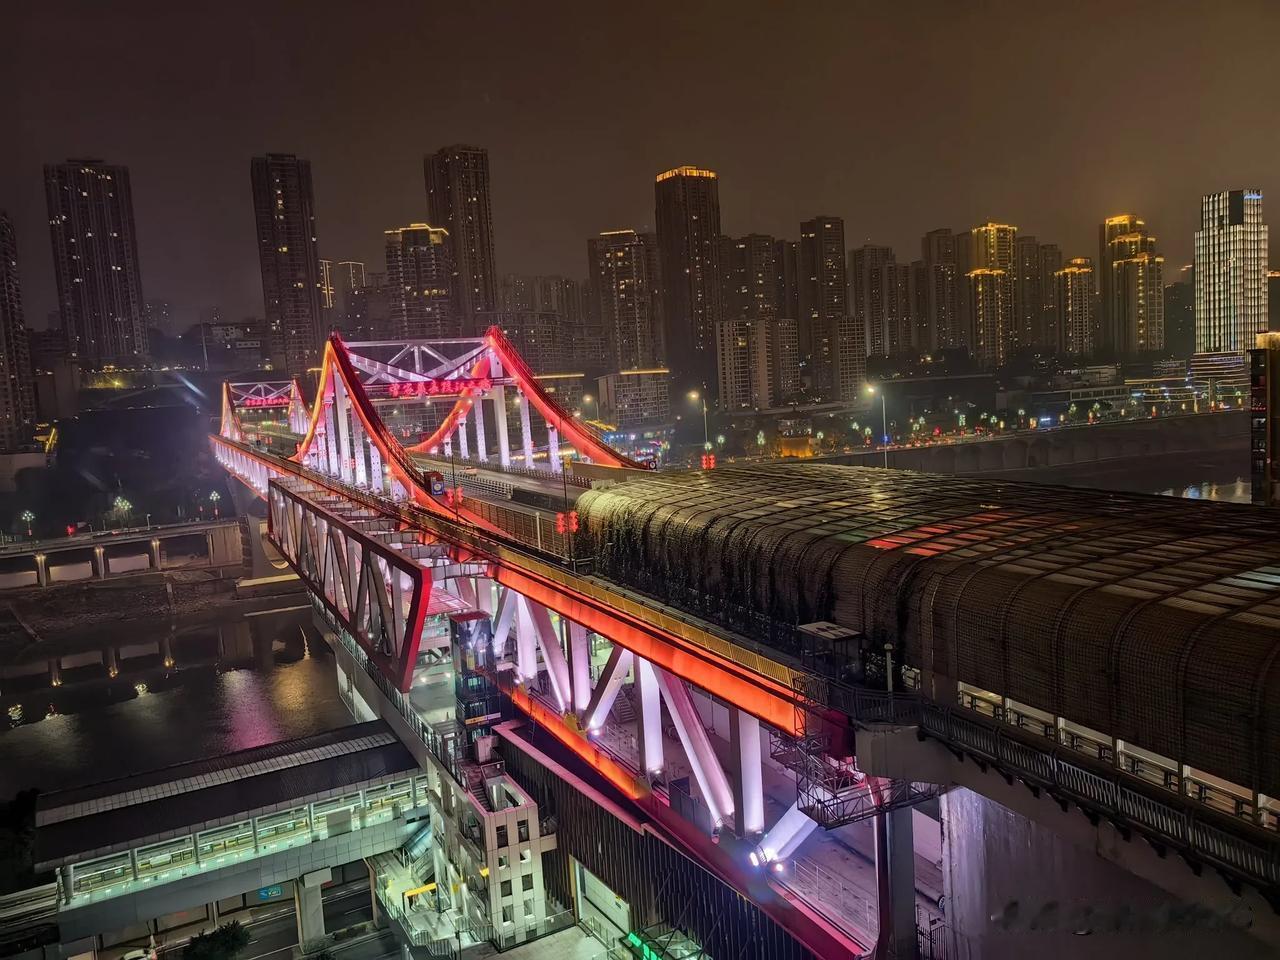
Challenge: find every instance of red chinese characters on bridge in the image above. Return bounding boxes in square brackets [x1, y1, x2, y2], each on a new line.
[386, 377, 494, 399]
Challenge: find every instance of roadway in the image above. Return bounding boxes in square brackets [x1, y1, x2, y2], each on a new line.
[134, 882, 379, 960]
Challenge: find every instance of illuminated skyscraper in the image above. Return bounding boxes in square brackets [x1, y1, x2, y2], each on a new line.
[1037, 243, 1062, 350]
[920, 228, 959, 351]
[850, 244, 893, 358]
[798, 218, 849, 394]
[1054, 258, 1095, 356]
[250, 154, 324, 374]
[44, 159, 148, 365]
[0, 212, 35, 451]
[1099, 215, 1164, 354]
[334, 261, 366, 335]
[654, 166, 722, 397]
[1195, 189, 1268, 354]
[426, 145, 498, 330]
[587, 229, 664, 370]
[384, 224, 454, 339]
[966, 222, 1017, 366]
[1013, 234, 1043, 349]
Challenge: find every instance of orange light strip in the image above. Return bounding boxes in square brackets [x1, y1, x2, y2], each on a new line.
[484, 326, 644, 469]
[506, 683, 646, 801]
[406, 355, 492, 454]
[495, 562, 801, 733]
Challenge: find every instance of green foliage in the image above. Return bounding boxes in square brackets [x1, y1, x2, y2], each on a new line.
[186, 921, 251, 960]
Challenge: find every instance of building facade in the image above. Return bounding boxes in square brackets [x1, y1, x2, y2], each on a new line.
[384, 224, 454, 340]
[0, 213, 35, 451]
[1037, 243, 1062, 351]
[1194, 189, 1269, 354]
[44, 159, 148, 366]
[1055, 257, 1095, 357]
[920, 229, 959, 352]
[654, 166, 722, 397]
[799, 218, 848, 393]
[587, 230, 664, 371]
[426, 145, 498, 330]
[967, 222, 1018, 365]
[596, 368, 671, 428]
[250, 154, 324, 374]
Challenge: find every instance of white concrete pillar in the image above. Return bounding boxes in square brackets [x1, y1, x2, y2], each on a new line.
[368, 440, 384, 495]
[548, 426, 561, 473]
[567, 622, 591, 713]
[730, 709, 765, 836]
[635, 658, 664, 776]
[352, 418, 368, 487]
[295, 867, 331, 943]
[875, 807, 918, 960]
[474, 396, 488, 462]
[458, 412, 471, 460]
[493, 386, 511, 467]
[518, 393, 535, 468]
[335, 384, 353, 483]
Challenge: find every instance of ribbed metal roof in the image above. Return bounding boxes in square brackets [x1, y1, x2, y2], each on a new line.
[35, 721, 417, 864]
[578, 462, 1280, 796]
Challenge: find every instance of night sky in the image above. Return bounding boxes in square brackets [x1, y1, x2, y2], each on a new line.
[6, 1, 1280, 328]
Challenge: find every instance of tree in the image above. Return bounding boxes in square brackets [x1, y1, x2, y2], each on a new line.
[186, 921, 250, 960]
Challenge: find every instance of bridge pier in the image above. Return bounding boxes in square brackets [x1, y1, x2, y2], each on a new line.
[294, 868, 330, 944]
[874, 806, 918, 960]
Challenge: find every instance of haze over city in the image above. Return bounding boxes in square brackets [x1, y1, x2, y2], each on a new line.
[7, 0, 1280, 324]
[3, 6, 1280, 960]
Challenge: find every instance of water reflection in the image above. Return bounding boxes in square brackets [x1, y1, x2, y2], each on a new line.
[0, 602, 355, 795]
[1155, 477, 1251, 503]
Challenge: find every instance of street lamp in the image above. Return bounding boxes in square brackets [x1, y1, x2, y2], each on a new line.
[20, 510, 34, 538]
[866, 385, 888, 468]
[688, 390, 710, 450]
[581, 394, 598, 422]
[208, 491, 221, 518]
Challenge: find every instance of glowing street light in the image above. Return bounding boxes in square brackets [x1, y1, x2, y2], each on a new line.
[209, 490, 221, 518]
[866, 384, 888, 468]
[688, 389, 709, 449]
[20, 510, 34, 538]
[581, 393, 599, 421]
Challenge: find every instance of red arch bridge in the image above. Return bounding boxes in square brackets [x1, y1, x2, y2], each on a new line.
[213, 328, 1280, 960]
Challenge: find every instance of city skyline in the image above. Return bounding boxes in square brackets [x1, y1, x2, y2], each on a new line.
[6, 2, 1280, 326]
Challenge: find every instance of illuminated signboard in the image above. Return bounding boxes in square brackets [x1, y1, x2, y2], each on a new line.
[241, 397, 290, 408]
[387, 378, 493, 399]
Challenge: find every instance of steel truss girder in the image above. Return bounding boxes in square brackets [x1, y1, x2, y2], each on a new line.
[267, 476, 486, 692]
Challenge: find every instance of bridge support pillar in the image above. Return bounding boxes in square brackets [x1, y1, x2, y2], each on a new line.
[474, 396, 488, 462]
[93, 545, 106, 579]
[729, 708, 764, 837]
[493, 386, 511, 467]
[295, 867, 330, 944]
[635, 658, 664, 776]
[548, 426, 561, 472]
[458, 412, 470, 460]
[518, 392, 534, 468]
[567, 621, 591, 713]
[34, 553, 47, 587]
[874, 806, 918, 960]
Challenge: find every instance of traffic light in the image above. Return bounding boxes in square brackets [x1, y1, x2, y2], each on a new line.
[556, 511, 580, 534]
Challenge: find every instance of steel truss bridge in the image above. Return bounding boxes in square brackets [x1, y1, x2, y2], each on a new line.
[213, 328, 1280, 959]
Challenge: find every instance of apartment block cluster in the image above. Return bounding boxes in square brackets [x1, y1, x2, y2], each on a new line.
[0, 149, 1273, 450]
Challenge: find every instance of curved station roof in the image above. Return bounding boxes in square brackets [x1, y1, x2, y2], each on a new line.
[578, 462, 1280, 797]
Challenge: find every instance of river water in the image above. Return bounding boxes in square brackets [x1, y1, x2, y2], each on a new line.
[0, 600, 355, 797]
